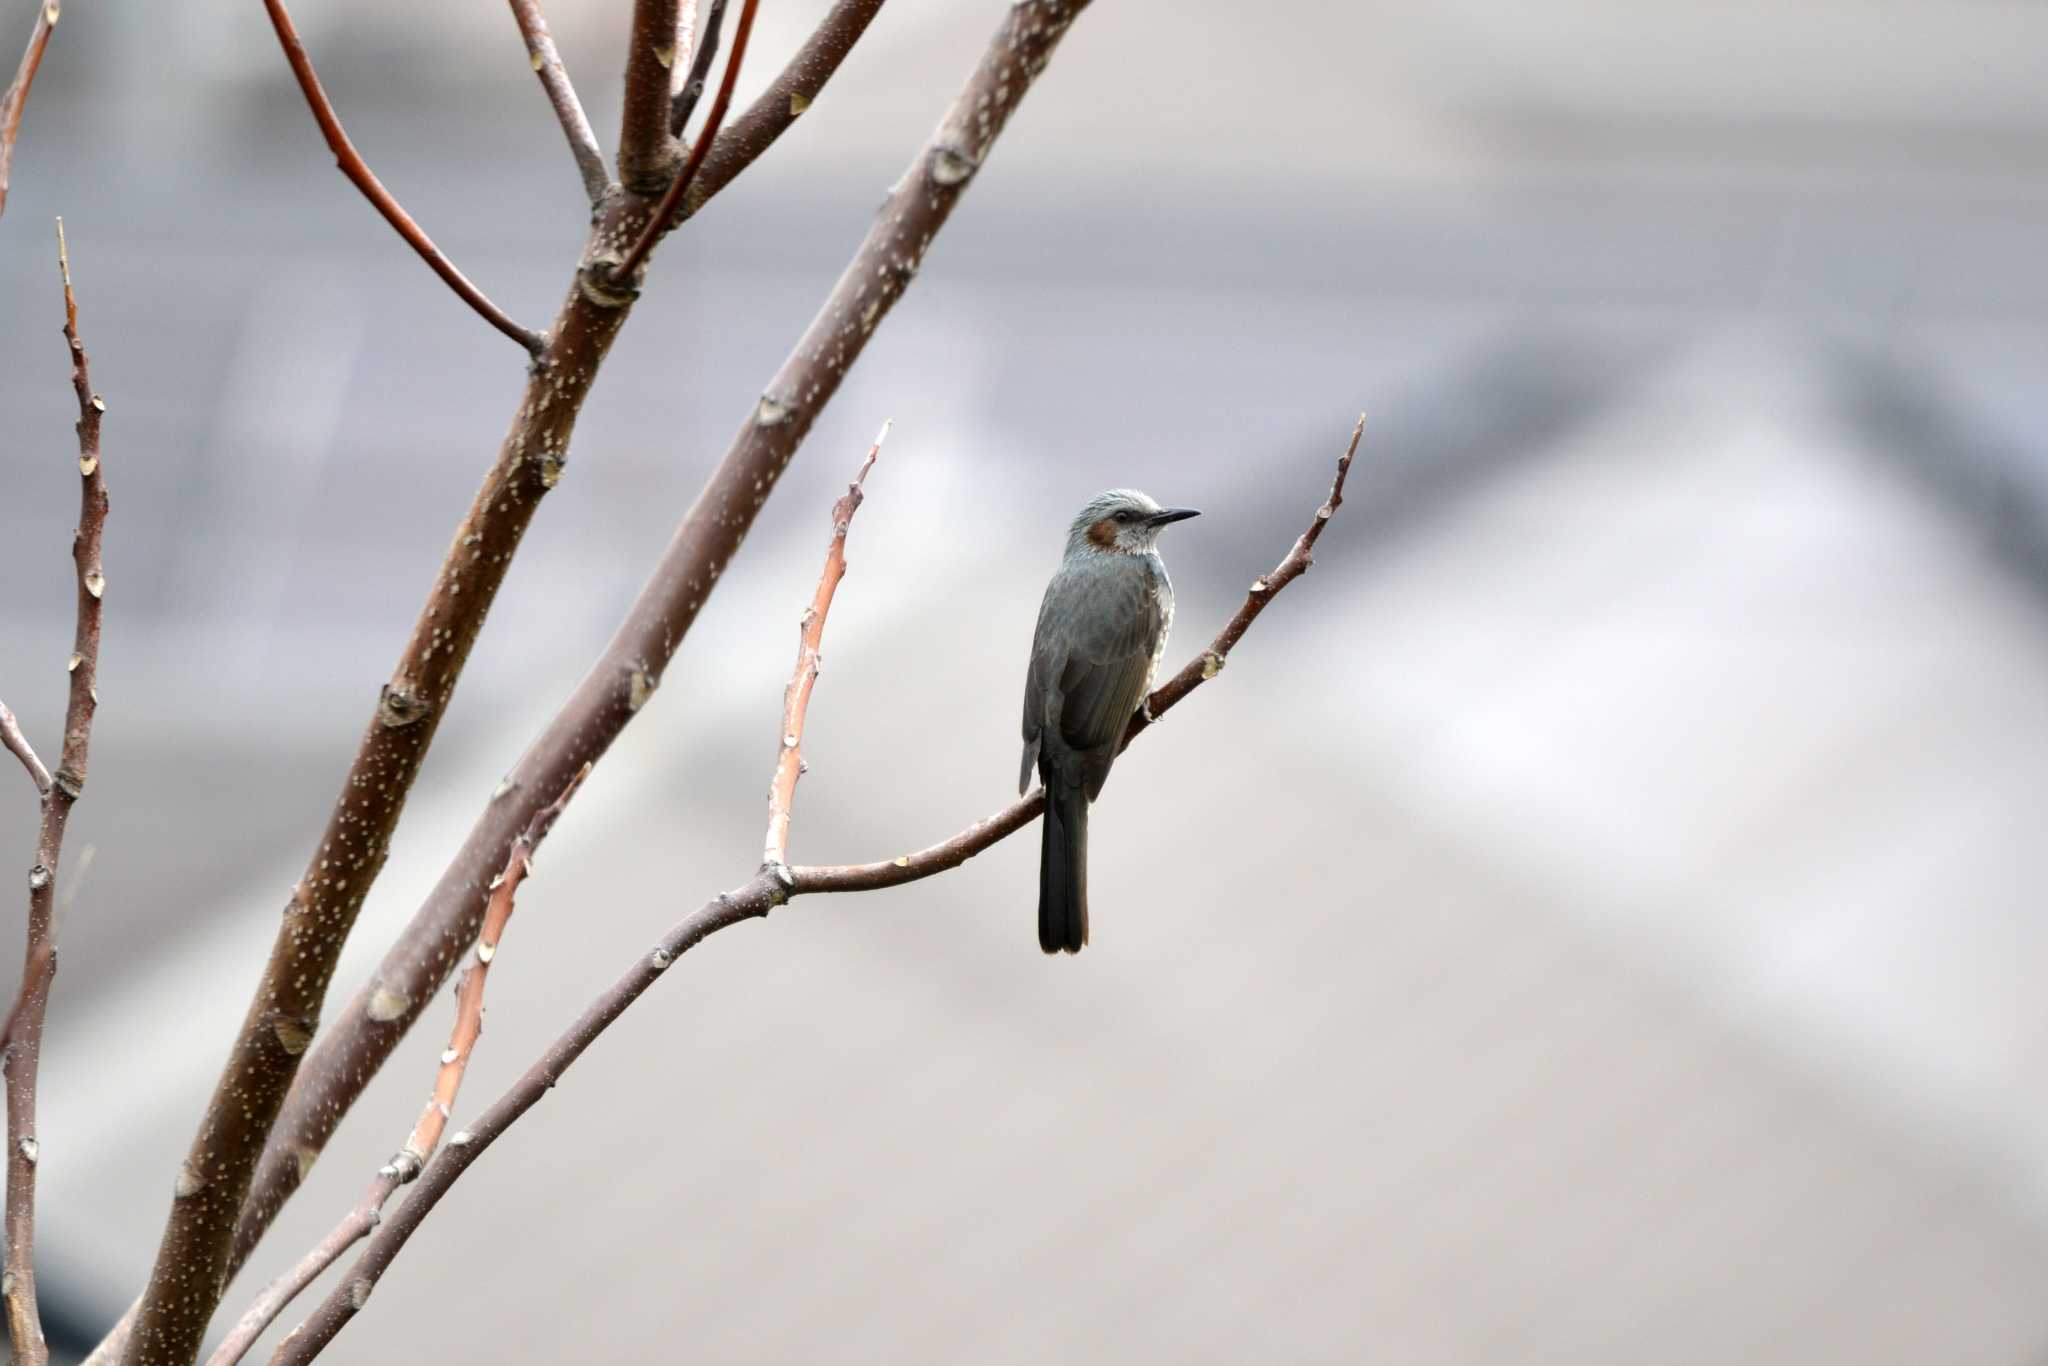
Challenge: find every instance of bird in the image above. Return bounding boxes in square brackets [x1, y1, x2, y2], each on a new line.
[1021, 489, 1199, 953]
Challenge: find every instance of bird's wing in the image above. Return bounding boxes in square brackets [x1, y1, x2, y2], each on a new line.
[1055, 568, 1163, 799]
[1020, 641, 1048, 796]
[1020, 579, 1066, 794]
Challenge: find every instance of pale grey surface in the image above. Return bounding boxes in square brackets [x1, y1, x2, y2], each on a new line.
[2, 2, 2048, 1362]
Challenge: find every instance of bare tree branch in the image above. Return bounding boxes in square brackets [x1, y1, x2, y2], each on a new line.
[0, 701, 49, 799]
[613, 0, 761, 283]
[206, 771, 587, 1366]
[667, 0, 727, 136]
[263, 414, 1360, 1361]
[0, 0, 57, 223]
[507, 0, 609, 204]
[217, 12, 1098, 1328]
[618, 0, 683, 194]
[685, 0, 887, 219]
[257, 0, 542, 352]
[765, 421, 885, 870]
[3, 217, 110, 1366]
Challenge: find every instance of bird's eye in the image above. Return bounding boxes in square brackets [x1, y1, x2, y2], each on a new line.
[1113, 510, 1133, 522]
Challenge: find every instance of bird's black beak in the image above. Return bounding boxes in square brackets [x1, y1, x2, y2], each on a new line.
[1146, 507, 1201, 527]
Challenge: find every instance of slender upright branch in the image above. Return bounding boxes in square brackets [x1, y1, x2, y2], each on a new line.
[0, 0, 56, 223]
[0, 702, 49, 798]
[685, 0, 887, 219]
[258, 0, 541, 352]
[763, 422, 884, 869]
[222, 15, 1098, 1329]
[264, 415, 1358, 1362]
[208, 772, 587, 1366]
[618, 0, 684, 193]
[4, 218, 110, 1366]
[667, 0, 727, 136]
[613, 0, 760, 282]
[508, 0, 609, 204]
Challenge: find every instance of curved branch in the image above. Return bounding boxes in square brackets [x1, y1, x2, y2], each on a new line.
[5, 218, 111, 1366]
[260, 0, 543, 353]
[508, 0, 609, 204]
[0, 0, 57, 224]
[612, 0, 761, 282]
[219, 6, 1097, 1318]
[685, 0, 887, 219]
[263, 415, 1359, 1359]
[0, 700, 49, 798]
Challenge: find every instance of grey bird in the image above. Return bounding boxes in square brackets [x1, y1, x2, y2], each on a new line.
[1021, 489, 1200, 953]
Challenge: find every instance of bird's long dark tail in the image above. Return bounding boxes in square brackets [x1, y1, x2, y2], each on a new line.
[1039, 780, 1088, 954]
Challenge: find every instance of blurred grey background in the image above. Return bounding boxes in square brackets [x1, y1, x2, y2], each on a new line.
[3, 0, 2048, 1361]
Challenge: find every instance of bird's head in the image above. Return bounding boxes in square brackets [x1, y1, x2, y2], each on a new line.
[1066, 489, 1200, 557]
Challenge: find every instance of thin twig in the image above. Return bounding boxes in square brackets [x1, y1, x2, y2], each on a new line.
[95, 10, 1094, 1360]
[258, 0, 542, 353]
[617, 0, 683, 193]
[507, 0, 609, 204]
[684, 0, 887, 220]
[215, 770, 587, 1366]
[264, 415, 1357, 1361]
[0, 701, 49, 798]
[612, 0, 760, 283]
[763, 421, 885, 869]
[667, 0, 727, 135]
[0, 0, 57, 223]
[4, 218, 111, 1366]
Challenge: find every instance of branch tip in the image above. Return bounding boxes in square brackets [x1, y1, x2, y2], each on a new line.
[259, 0, 541, 352]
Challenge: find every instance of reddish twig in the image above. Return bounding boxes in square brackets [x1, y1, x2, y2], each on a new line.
[258, 0, 541, 353]
[0, 0, 56, 223]
[0, 701, 49, 798]
[261, 414, 1358, 1359]
[3, 218, 110, 1366]
[214, 769, 587, 1366]
[764, 421, 885, 869]
[683, 0, 887, 220]
[612, 0, 761, 284]
[214, 7, 1095, 1328]
[507, 0, 609, 204]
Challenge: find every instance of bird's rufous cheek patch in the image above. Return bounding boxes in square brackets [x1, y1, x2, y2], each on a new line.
[1087, 518, 1118, 548]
